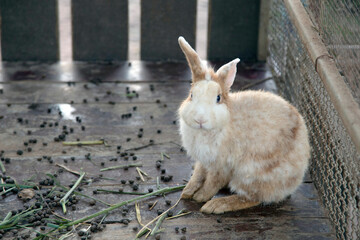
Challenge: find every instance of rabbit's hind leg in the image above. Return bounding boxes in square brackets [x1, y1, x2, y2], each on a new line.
[181, 162, 206, 199]
[200, 195, 260, 214]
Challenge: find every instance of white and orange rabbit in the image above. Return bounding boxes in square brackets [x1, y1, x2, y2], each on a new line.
[177, 37, 310, 214]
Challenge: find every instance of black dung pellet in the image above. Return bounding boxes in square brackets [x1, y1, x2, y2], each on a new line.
[126, 138, 131, 142]
[27, 130, 32, 135]
[132, 156, 137, 160]
[118, 188, 124, 192]
[161, 169, 166, 174]
[71, 157, 75, 161]
[148, 188, 153, 193]
[157, 129, 162, 134]
[133, 106, 137, 111]
[117, 146, 122, 150]
[16, 150, 23, 155]
[175, 227, 179, 233]
[148, 203, 154, 209]
[124, 156, 129, 160]
[149, 139, 154, 144]
[217, 218, 222, 223]
[93, 190, 97, 194]
[180, 236, 187, 240]
[132, 185, 138, 191]
[78, 230, 86, 236]
[156, 161, 161, 168]
[150, 115, 153, 119]
[167, 210, 173, 217]
[165, 200, 171, 206]
[83, 99, 87, 103]
[181, 227, 187, 233]
[101, 162, 105, 166]
[132, 227, 138, 232]
[81, 126, 85, 131]
[155, 235, 161, 240]
[89, 200, 96, 206]
[129, 180, 134, 184]
[27, 147, 32, 152]
[136, 176, 140, 180]
[137, 133, 143, 138]
[157, 209, 164, 215]
[121, 219, 129, 225]
[121, 180, 126, 184]
[156, 99, 161, 103]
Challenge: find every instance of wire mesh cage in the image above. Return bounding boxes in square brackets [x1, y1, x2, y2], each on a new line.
[268, 0, 360, 239]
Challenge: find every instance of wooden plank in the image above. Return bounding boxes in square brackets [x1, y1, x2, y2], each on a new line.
[141, 0, 197, 61]
[91, 218, 335, 240]
[71, 0, 128, 61]
[0, 82, 190, 104]
[0, 0, 59, 61]
[207, 0, 261, 61]
[0, 61, 272, 83]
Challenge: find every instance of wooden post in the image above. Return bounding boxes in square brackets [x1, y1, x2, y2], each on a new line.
[0, 0, 59, 61]
[141, 0, 197, 61]
[72, 0, 128, 61]
[207, 0, 261, 62]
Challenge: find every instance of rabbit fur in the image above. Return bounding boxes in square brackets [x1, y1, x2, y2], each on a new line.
[177, 37, 310, 214]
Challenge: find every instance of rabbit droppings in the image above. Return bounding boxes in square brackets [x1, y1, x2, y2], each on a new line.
[177, 37, 310, 214]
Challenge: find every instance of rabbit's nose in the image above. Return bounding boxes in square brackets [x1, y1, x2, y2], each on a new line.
[195, 119, 207, 124]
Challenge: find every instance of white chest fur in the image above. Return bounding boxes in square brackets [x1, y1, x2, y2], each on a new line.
[179, 119, 227, 164]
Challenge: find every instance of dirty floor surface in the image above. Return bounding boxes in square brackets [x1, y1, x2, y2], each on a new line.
[0, 61, 335, 239]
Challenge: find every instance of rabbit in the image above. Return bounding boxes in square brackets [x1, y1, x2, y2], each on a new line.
[177, 36, 310, 214]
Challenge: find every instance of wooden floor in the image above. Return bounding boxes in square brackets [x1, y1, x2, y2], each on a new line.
[0, 61, 335, 239]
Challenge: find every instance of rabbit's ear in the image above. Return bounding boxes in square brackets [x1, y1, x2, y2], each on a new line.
[178, 36, 205, 82]
[216, 58, 240, 91]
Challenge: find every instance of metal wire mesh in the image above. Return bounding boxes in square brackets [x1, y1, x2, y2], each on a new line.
[268, 1, 360, 239]
[305, 0, 360, 106]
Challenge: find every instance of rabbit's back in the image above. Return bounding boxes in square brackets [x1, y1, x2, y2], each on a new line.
[230, 90, 307, 157]
[227, 90, 310, 202]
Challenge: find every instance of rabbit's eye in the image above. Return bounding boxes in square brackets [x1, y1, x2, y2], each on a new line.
[217, 94, 221, 103]
[190, 93, 193, 99]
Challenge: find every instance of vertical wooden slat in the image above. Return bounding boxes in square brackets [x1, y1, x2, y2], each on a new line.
[208, 0, 261, 61]
[257, 0, 270, 61]
[72, 0, 128, 61]
[0, 0, 59, 61]
[141, 0, 197, 61]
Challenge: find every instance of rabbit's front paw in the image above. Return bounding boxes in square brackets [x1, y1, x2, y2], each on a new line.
[192, 188, 214, 202]
[181, 181, 203, 199]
